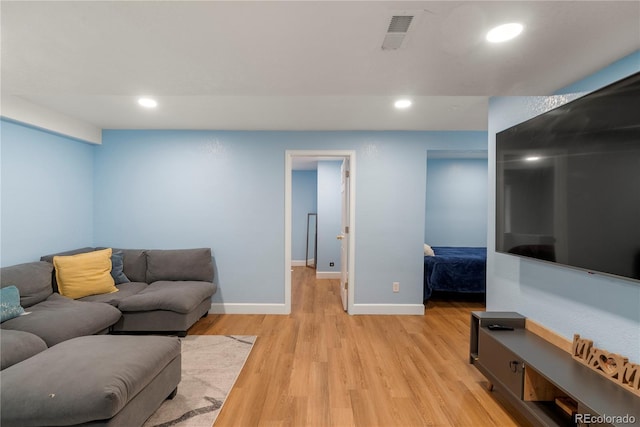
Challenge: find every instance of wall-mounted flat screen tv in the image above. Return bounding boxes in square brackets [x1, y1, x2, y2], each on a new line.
[496, 71, 640, 283]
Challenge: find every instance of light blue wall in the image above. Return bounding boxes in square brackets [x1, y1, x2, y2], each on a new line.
[425, 158, 487, 247]
[0, 125, 485, 305]
[292, 170, 317, 262]
[93, 131, 285, 304]
[95, 130, 486, 306]
[316, 161, 342, 272]
[487, 52, 640, 362]
[0, 119, 94, 266]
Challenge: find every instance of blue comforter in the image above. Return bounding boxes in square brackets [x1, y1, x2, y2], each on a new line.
[424, 247, 486, 300]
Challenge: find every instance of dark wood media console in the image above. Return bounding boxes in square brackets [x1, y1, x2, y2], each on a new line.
[470, 312, 640, 427]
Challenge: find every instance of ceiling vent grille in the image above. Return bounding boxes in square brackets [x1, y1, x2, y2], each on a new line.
[382, 15, 415, 50]
[387, 15, 414, 33]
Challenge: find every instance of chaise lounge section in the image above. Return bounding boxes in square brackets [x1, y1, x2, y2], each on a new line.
[1, 334, 181, 427]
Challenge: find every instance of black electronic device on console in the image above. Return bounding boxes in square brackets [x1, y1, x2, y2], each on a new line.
[487, 324, 514, 331]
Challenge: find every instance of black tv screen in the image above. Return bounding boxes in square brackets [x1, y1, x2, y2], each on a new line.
[496, 71, 640, 283]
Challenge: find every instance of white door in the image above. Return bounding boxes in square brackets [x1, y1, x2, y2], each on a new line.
[338, 158, 350, 311]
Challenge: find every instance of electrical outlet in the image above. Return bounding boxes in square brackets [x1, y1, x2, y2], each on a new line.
[329, 262, 334, 267]
[393, 282, 400, 293]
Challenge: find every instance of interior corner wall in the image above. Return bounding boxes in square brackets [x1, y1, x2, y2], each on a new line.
[316, 160, 342, 273]
[425, 158, 487, 247]
[93, 130, 486, 309]
[487, 52, 640, 362]
[0, 119, 94, 266]
[0, 120, 486, 311]
[292, 170, 317, 262]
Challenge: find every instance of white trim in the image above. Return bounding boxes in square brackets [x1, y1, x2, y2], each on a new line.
[350, 304, 425, 315]
[211, 303, 424, 315]
[210, 303, 424, 316]
[347, 155, 356, 314]
[291, 260, 308, 267]
[286, 150, 357, 314]
[2, 95, 102, 144]
[284, 154, 293, 315]
[316, 271, 341, 279]
[209, 303, 289, 315]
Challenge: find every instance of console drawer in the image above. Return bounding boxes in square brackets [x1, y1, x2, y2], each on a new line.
[478, 328, 524, 398]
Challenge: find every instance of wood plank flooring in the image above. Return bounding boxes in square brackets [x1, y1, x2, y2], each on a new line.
[189, 267, 521, 426]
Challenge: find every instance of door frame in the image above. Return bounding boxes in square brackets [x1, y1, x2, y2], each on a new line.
[285, 150, 356, 314]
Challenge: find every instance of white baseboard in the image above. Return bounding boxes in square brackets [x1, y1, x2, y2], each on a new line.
[209, 303, 289, 315]
[350, 304, 425, 315]
[291, 260, 306, 267]
[316, 271, 341, 279]
[209, 303, 424, 315]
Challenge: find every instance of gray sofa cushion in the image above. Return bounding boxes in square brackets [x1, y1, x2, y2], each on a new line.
[0, 335, 180, 426]
[110, 249, 148, 283]
[0, 262, 53, 308]
[39, 247, 96, 263]
[146, 248, 214, 283]
[0, 294, 121, 347]
[45, 247, 148, 283]
[78, 282, 148, 306]
[118, 281, 216, 314]
[0, 330, 48, 370]
[40, 247, 97, 293]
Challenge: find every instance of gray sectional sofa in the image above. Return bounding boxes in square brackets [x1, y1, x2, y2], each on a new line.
[40, 247, 217, 336]
[0, 247, 218, 426]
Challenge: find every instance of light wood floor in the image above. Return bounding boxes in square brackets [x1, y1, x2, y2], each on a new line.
[189, 267, 521, 427]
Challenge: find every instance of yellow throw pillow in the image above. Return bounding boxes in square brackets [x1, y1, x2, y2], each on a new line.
[53, 248, 118, 299]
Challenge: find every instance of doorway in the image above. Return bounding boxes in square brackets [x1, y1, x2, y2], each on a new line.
[285, 150, 356, 314]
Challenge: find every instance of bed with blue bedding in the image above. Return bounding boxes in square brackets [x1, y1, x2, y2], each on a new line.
[423, 246, 487, 300]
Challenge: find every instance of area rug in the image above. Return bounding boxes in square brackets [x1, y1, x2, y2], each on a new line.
[144, 335, 256, 427]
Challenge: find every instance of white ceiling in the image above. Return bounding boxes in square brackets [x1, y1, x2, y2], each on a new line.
[1, 1, 639, 131]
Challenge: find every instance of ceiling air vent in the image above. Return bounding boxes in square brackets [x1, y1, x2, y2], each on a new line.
[382, 15, 415, 50]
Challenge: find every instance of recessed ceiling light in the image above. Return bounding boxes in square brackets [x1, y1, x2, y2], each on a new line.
[137, 97, 158, 108]
[486, 23, 524, 43]
[394, 99, 412, 109]
[525, 156, 541, 162]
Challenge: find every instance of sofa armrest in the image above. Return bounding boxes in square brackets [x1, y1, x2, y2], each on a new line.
[0, 329, 48, 370]
[1, 262, 54, 308]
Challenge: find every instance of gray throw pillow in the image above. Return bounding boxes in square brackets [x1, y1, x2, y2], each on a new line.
[111, 251, 131, 285]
